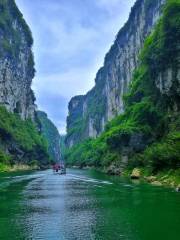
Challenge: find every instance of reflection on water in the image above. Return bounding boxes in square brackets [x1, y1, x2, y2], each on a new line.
[21, 173, 98, 240]
[0, 169, 180, 240]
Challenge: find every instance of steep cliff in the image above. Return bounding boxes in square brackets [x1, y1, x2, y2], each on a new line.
[59, 134, 66, 159]
[37, 111, 62, 163]
[0, 0, 36, 120]
[65, 0, 180, 174]
[66, 0, 166, 147]
[0, 0, 50, 169]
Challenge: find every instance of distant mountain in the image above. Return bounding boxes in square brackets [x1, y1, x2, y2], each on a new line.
[37, 111, 62, 163]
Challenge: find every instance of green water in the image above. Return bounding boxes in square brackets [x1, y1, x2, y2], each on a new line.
[0, 169, 179, 240]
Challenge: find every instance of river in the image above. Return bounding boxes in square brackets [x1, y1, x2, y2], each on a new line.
[0, 169, 179, 240]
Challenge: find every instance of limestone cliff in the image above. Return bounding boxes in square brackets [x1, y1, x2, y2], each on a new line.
[0, 0, 36, 120]
[0, 0, 50, 168]
[66, 0, 166, 147]
[65, 0, 180, 172]
[37, 111, 62, 163]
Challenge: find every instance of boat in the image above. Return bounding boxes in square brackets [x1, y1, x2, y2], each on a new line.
[52, 163, 66, 175]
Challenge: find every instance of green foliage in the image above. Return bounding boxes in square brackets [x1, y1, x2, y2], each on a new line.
[141, 0, 180, 77]
[105, 121, 139, 150]
[67, 117, 85, 137]
[66, 116, 87, 148]
[0, 163, 10, 172]
[59, 135, 66, 159]
[1, 39, 12, 55]
[144, 131, 180, 172]
[0, 106, 50, 166]
[0, 107, 42, 150]
[37, 111, 61, 163]
[65, 0, 180, 173]
[10, 0, 33, 46]
[0, 149, 11, 164]
[0, 0, 34, 59]
[29, 160, 39, 167]
[66, 71, 106, 144]
[65, 139, 91, 167]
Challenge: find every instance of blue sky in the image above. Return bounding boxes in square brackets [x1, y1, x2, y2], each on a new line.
[15, 0, 135, 134]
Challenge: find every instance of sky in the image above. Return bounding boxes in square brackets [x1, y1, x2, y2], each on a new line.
[15, 0, 135, 134]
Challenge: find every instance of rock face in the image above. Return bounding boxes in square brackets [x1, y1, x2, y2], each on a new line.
[0, 1, 50, 168]
[66, 0, 166, 147]
[156, 67, 180, 102]
[37, 111, 62, 163]
[0, 0, 36, 120]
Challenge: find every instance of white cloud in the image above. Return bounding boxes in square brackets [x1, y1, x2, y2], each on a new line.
[16, 0, 136, 134]
[97, 0, 135, 15]
[33, 66, 96, 99]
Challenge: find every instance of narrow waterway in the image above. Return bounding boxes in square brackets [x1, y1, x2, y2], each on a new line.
[0, 169, 179, 240]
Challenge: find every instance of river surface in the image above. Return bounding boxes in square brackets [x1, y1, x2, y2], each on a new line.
[0, 169, 180, 240]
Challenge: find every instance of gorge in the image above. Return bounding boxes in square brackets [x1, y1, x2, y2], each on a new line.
[0, 0, 62, 170]
[65, 0, 180, 184]
[0, 0, 179, 239]
[66, 0, 166, 147]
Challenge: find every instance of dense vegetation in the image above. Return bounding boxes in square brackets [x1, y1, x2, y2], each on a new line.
[66, 70, 107, 146]
[0, 0, 33, 53]
[0, 0, 50, 171]
[65, 0, 180, 174]
[60, 135, 66, 160]
[0, 106, 50, 169]
[37, 111, 62, 163]
[0, 0, 35, 77]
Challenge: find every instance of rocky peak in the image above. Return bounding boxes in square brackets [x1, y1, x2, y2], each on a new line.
[0, 0, 36, 120]
[66, 0, 166, 147]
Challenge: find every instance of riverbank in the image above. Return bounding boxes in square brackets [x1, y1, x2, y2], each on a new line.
[122, 168, 180, 189]
[71, 165, 180, 190]
[105, 166, 180, 189]
[0, 163, 39, 172]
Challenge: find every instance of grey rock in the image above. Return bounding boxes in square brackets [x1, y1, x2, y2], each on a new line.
[106, 164, 121, 176]
[66, 0, 166, 147]
[131, 168, 141, 179]
[0, 1, 36, 120]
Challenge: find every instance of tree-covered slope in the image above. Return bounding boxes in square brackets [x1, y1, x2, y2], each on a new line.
[65, 0, 180, 175]
[60, 135, 66, 160]
[37, 111, 62, 163]
[66, 0, 166, 147]
[0, 0, 51, 170]
[0, 106, 50, 170]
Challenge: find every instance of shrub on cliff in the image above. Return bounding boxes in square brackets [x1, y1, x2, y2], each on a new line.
[0, 106, 50, 167]
[144, 132, 180, 172]
[0, 150, 11, 164]
[65, 0, 180, 173]
[0, 0, 34, 58]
